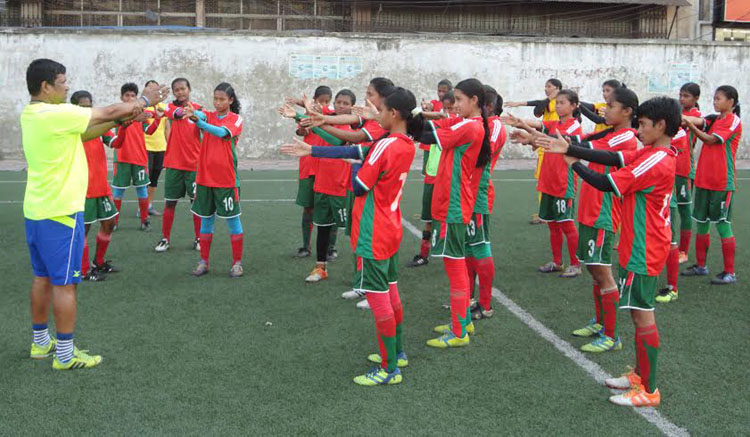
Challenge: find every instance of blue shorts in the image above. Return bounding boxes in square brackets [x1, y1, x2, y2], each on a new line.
[25, 212, 85, 286]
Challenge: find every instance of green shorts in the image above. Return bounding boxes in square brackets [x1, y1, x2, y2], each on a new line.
[295, 177, 315, 208]
[313, 192, 347, 227]
[164, 168, 197, 201]
[577, 224, 614, 266]
[692, 187, 733, 224]
[539, 193, 575, 222]
[112, 162, 149, 188]
[345, 190, 355, 236]
[353, 254, 398, 293]
[191, 185, 241, 218]
[431, 221, 467, 259]
[421, 183, 434, 222]
[83, 196, 118, 224]
[618, 265, 658, 311]
[465, 214, 492, 259]
[674, 175, 693, 205]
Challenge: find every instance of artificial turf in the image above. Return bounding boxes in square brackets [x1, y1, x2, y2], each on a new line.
[0, 169, 747, 435]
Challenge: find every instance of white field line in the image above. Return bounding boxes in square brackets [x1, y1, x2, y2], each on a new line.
[400, 217, 689, 437]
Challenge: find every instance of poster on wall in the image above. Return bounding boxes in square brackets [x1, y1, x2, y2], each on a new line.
[289, 55, 363, 80]
[647, 63, 700, 94]
[724, 0, 750, 22]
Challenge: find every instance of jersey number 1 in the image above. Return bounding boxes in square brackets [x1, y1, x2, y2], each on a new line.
[390, 172, 408, 212]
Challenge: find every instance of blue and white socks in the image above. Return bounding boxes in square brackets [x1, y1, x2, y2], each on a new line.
[32, 323, 50, 347]
[56, 333, 75, 363]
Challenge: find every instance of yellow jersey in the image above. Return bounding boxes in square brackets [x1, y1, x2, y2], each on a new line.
[145, 102, 167, 152]
[21, 103, 92, 220]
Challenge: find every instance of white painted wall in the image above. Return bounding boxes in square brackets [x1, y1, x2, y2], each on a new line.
[1, 28, 748, 160]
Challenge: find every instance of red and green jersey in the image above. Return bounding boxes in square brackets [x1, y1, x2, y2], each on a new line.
[113, 118, 158, 167]
[681, 107, 701, 179]
[421, 113, 461, 185]
[473, 116, 507, 214]
[607, 146, 677, 276]
[196, 111, 243, 188]
[83, 130, 115, 198]
[695, 113, 742, 192]
[361, 118, 388, 142]
[671, 128, 690, 178]
[429, 116, 486, 224]
[164, 101, 203, 171]
[314, 124, 353, 197]
[576, 128, 638, 231]
[351, 133, 416, 260]
[299, 129, 321, 179]
[538, 118, 582, 198]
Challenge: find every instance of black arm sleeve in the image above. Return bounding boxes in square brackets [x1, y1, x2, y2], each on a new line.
[417, 130, 437, 145]
[579, 102, 606, 125]
[572, 162, 615, 192]
[567, 143, 623, 167]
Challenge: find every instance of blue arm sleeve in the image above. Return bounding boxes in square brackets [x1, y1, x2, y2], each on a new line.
[351, 163, 368, 196]
[193, 110, 207, 122]
[196, 119, 231, 139]
[311, 146, 360, 159]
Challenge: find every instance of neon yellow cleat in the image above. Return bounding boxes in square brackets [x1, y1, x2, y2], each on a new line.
[426, 332, 470, 348]
[580, 335, 622, 353]
[433, 322, 475, 335]
[572, 318, 603, 337]
[655, 288, 678, 303]
[367, 352, 408, 368]
[353, 367, 402, 386]
[52, 348, 102, 370]
[30, 339, 57, 360]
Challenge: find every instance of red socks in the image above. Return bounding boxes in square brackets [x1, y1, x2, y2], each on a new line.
[420, 238, 431, 258]
[561, 221, 580, 266]
[635, 324, 660, 393]
[230, 234, 243, 264]
[548, 222, 563, 266]
[193, 214, 202, 240]
[696, 233, 710, 267]
[366, 291, 397, 372]
[465, 257, 477, 295]
[443, 258, 470, 337]
[81, 239, 90, 275]
[600, 287, 619, 339]
[666, 245, 679, 288]
[199, 233, 213, 265]
[476, 257, 494, 311]
[95, 231, 112, 265]
[721, 237, 736, 274]
[162, 204, 176, 240]
[592, 283, 602, 324]
[113, 199, 122, 225]
[138, 198, 149, 223]
[679, 230, 692, 254]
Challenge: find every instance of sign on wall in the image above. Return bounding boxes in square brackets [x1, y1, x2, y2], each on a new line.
[289, 54, 363, 80]
[724, 0, 750, 22]
[647, 63, 700, 94]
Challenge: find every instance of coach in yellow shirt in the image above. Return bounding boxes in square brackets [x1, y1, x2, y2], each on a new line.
[21, 59, 169, 371]
[144, 80, 168, 216]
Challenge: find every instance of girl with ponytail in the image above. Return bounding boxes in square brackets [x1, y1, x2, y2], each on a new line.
[503, 89, 583, 279]
[411, 78, 489, 348]
[580, 79, 626, 133]
[683, 85, 742, 285]
[185, 82, 245, 278]
[672, 82, 702, 265]
[563, 86, 639, 350]
[463, 84, 507, 320]
[280, 87, 419, 386]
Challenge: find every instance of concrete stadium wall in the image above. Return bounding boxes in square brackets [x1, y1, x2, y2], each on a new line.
[1, 28, 748, 160]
